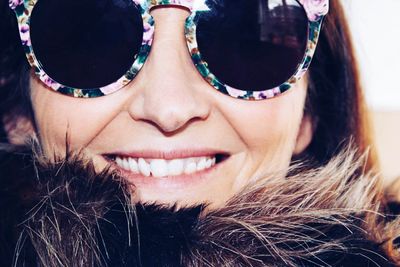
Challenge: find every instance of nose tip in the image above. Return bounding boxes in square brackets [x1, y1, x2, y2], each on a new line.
[127, 71, 211, 133]
[125, 6, 211, 134]
[139, 93, 209, 133]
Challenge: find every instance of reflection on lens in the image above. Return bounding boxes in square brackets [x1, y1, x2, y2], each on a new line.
[30, 0, 143, 89]
[196, 0, 308, 91]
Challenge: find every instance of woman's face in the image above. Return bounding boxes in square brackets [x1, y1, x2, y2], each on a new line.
[29, 7, 311, 208]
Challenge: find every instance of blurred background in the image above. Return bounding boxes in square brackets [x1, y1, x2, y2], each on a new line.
[342, 0, 400, 184]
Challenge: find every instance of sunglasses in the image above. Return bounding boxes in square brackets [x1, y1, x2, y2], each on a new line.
[9, 0, 329, 100]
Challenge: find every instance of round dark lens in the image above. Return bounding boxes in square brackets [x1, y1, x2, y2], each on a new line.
[196, 0, 308, 91]
[30, 0, 143, 89]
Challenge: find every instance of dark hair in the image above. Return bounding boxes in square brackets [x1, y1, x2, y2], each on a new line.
[304, 1, 377, 171]
[0, 0, 32, 143]
[0, 1, 378, 171]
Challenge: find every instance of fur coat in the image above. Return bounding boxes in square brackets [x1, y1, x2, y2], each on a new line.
[0, 144, 399, 267]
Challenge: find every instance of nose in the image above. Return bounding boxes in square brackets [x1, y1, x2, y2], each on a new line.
[126, 7, 211, 134]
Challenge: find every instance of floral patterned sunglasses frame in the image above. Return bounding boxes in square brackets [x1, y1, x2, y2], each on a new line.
[9, 0, 329, 100]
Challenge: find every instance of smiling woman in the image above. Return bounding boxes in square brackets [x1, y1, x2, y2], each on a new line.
[0, 0, 400, 266]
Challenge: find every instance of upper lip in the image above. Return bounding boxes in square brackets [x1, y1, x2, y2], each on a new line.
[104, 149, 229, 160]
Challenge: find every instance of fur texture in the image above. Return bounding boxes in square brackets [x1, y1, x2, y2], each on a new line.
[0, 145, 399, 267]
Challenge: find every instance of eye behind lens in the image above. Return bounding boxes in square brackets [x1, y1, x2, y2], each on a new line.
[196, 0, 308, 91]
[30, 0, 144, 89]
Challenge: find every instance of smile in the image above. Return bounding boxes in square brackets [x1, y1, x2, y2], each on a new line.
[105, 151, 229, 180]
[114, 156, 217, 177]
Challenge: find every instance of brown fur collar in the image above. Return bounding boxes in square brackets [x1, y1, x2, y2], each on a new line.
[0, 145, 399, 266]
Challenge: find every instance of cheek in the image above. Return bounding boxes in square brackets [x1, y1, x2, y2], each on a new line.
[30, 78, 121, 155]
[218, 82, 307, 174]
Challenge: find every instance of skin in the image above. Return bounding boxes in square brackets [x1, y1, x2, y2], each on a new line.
[22, 7, 313, 209]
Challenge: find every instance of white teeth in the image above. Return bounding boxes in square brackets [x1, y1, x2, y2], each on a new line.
[122, 158, 130, 171]
[197, 157, 207, 171]
[205, 158, 212, 168]
[184, 160, 197, 175]
[128, 158, 138, 173]
[168, 159, 184, 176]
[138, 158, 151, 177]
[114, 156, 219, 177]
[150, 159, 168, 177]
[116, 157, 123, 167]
[116, 157, 132, 172]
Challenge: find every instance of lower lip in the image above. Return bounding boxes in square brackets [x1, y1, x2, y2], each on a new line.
[107, 159, 225, 189]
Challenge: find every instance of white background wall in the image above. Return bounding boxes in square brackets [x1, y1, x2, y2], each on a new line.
[341, 0, 400, 182]
[341, 0, 400, 111]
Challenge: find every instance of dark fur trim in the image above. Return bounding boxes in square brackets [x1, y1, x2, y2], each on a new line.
[0, 145, 399, 266]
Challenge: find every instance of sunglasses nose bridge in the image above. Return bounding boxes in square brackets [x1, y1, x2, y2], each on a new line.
[125, 8, 211, 133]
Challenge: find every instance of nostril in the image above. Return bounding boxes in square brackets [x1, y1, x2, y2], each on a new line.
[126, 80, 211, 133]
